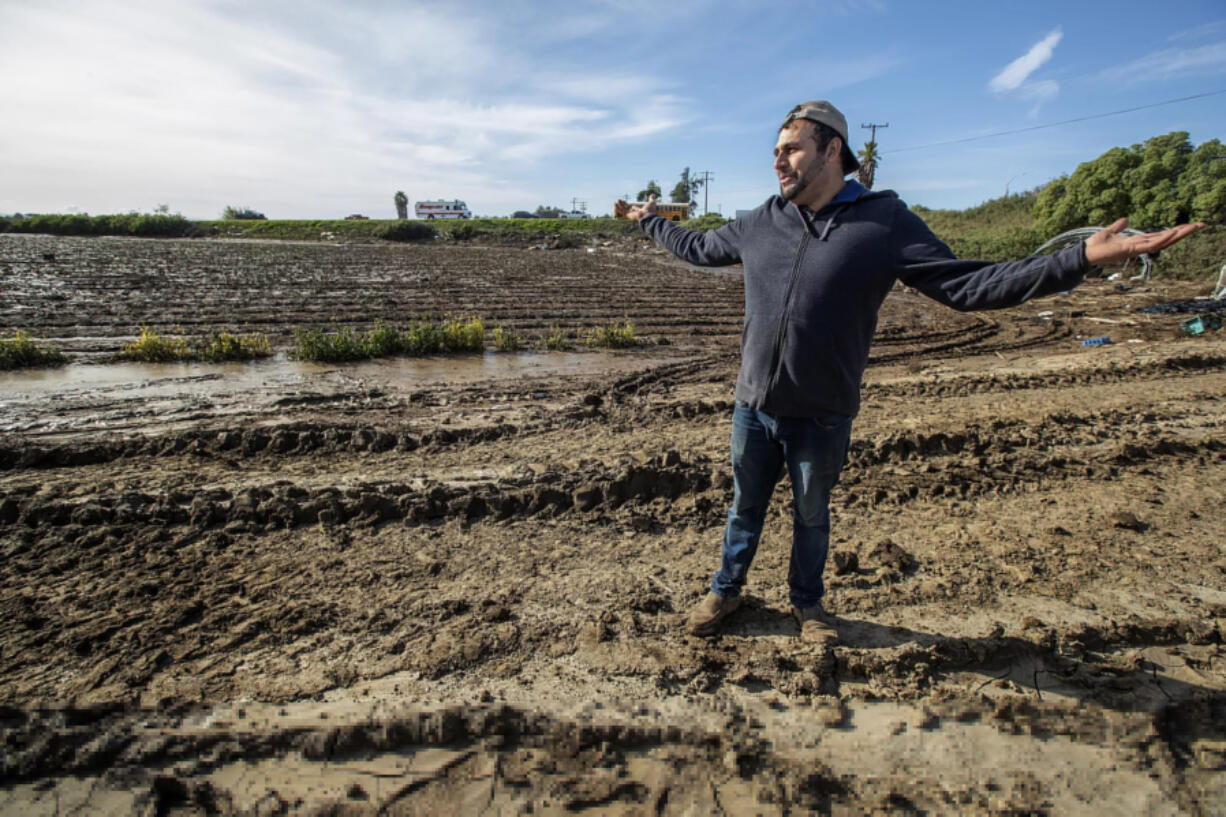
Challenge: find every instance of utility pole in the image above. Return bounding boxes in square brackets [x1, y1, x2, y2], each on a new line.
[570, 198, 586, 214]
[861, 122, 888, 143]
[699, 171, 714, 215]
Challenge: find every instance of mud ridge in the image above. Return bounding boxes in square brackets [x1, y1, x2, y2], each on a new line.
[864, 351, 1226, 400]
[0, 405, 602, 471]
[0, 453, 716, 534]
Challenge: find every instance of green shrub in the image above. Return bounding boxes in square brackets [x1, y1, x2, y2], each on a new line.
[378, 221, 437, 242]
[492, 326, 522, 351]
[2, 213, 199, 238]
[445, 222, 476, 241]
[293, 326, 368, 362]
[119, 327, 272, 362]
[293, 317, 487, 362]
[402, 322, 446, 355]
[363, 321, 402, 357]
[440, 316, 485, 351]
[541, 326, 572, 351]
[584, 320, 637, 349]
[121, 326, 191, 362]
[196, 331, 273, 362]
[0, 331, 67, 369]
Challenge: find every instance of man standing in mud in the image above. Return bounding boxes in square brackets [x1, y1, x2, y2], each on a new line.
[615, 100, 1204, 644]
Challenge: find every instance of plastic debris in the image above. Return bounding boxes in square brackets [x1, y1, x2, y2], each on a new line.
[1181, 315, 1223, 336]
[1139, 299, 1226, 316]
[1081, 336, 1112, 347]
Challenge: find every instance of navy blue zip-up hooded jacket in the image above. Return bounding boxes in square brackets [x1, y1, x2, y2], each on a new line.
[640, 180, 1088, 419]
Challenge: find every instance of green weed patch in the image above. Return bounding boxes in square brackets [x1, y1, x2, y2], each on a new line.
[585, 320, 637, 349]
[120, 327, 273, 363]
[541, 326, 573, 351]
[492, 326, 522, 351]
[0, 331, 67, 369]
[293, 317, 486, 362]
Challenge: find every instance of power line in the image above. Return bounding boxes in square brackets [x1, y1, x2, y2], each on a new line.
[885, 89, 1226, 155]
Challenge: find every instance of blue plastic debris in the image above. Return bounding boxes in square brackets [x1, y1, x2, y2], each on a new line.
[1081, 336, 1112, 347]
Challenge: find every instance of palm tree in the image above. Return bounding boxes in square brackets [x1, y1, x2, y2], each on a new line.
[856, 142, 880, 189]
[394, 191, 409, 220]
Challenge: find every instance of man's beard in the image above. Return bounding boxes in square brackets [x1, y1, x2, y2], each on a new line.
[780, 155, 824, 201]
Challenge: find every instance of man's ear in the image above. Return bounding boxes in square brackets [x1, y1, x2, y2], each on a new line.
[827, 137, 843, 163]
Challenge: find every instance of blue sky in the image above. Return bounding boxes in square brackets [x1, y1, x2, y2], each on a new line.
[2, 0, 1224, 220]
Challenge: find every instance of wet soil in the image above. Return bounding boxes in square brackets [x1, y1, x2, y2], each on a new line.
[2, 233, 1226, 815]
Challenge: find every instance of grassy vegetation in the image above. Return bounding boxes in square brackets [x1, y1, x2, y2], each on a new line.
[584, 320, 637, 349]
[197, 331, 274, 362]
[681, 213, 732, 232]
[0, 331, 67, 369]
[293, 317, 486, 362]
[195, 216, 641, 245]
[491, 326, 523, 351]
[913, 191, 1043, 262]
[1, 213, 199, 238]
[1148, 223, 1226, 281]
[541, 326, 573, 351]
[430, 217, 637, 245]
[120, 327, 273, 363]
[199, 218, 391, 242]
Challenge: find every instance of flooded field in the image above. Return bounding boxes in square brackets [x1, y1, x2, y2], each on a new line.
[2, 233, 1225, 815]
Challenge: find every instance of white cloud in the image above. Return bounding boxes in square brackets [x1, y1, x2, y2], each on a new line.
[1095, 42, 1226, 83]
[0, 0, 696, 217]
[989, 28, 1063, 93]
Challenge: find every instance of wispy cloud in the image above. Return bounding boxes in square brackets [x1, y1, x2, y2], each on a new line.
[1094, 42, 1226, 83]
[1166, 20, 1226, 43]
[796, 52, 904, 93]
[989, 28, 1063, 93]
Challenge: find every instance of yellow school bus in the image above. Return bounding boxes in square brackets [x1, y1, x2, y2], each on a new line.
[616, 201, 691, 222]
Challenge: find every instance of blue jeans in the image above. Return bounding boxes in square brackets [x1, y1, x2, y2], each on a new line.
[712, 402, 852, 609]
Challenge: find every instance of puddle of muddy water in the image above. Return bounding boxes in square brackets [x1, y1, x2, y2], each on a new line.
[0, 350, 645, 399]
[0, 350, 673, 435]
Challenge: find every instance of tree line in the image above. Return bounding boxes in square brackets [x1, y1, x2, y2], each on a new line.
[1033, 131, 1225, 234]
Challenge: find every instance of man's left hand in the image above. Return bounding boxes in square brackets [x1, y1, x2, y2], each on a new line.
[1084, 217, 1206, 266]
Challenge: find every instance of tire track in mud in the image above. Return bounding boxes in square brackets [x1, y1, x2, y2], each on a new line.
[4, 402, 1223, 536]
[4, 391, 1224, 534]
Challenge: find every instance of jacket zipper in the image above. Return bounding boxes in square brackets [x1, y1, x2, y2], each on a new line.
[765, 229, 811, 396]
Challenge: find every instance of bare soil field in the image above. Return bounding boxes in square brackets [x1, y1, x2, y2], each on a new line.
[2, 232, 1225, 815]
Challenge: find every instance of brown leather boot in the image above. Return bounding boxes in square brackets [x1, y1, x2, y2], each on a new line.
[793, 604, 839, 646]
[686, 592, 741, 636]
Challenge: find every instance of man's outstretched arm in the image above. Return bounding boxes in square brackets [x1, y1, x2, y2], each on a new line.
[616, 194, 743, 267]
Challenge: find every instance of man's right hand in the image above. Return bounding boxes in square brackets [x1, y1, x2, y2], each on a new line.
[614, 194, 657, 222]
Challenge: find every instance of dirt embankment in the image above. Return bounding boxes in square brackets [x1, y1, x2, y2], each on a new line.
[2, 233, 1226, 815]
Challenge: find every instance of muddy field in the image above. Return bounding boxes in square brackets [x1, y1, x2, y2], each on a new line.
[2, 232, 1226, 815]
